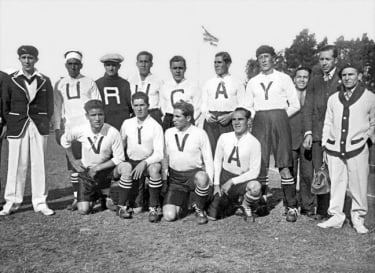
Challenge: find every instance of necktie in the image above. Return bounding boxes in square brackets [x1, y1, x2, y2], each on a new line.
[323, 73, 331, 82]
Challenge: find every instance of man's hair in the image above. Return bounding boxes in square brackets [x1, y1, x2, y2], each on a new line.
[319, 45, 338, 58]
[234, 107, 251, 119]
[137, 51, 153, 62]
[294, 66, 312, 78]
[169, 55, 186, 68]
[215, 52, 232, 64]
[174, 101, 194, 119]
[131, 92, 149, 105]
[84, 99, 104, 113]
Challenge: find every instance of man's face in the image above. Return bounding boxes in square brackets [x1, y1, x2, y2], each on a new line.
[104, 62, 120, 76]
[232, 110, 249, 135]
[173, 108, 190, 130]
[86, 108, 105, 131]
[132, 98, 149, 120]
[19, 54, 38, 74]
[136, 55, 153, 77]
[65, 58, 82, 78]
[319, 50, 337, 73]
[257, 53, 274, 73]
[341, 67, 361, 89]
[294, 69, 310, 91]
[170, 61, 186, 83]
[214, 56, 229, 77]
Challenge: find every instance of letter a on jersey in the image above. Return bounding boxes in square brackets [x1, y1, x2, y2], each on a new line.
[215, 81, 228, 99]
[228, 146, 241, 167]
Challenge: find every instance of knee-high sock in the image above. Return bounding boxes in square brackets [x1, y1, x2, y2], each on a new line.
[118, 177, 133, 207]
[148, 178, 162, 207]
[71, 173, 79, 199]
[281, 176, 297, 208]
[243, 192, 261, 212]
[258, 175, 269, 195]
[193, 184, 210, 210]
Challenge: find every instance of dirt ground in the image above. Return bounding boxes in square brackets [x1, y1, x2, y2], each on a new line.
[0, 136, 374, 273]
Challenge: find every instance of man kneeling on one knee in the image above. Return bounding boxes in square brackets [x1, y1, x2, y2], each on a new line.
[60, 100, 127, 214]
[207, 107, 267, 220]
[162, 101, 214, 224]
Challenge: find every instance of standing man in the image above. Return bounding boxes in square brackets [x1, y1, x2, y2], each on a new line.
[117, 92, 164, 222]
[318, 64, 375, 234]
[160, 55, 201, 130]
[54, 50, 102, 210]
[245, 45, 300, 222]
[128, 51, 163, 126]
[0, 45, 54, 216]
[289, 67, 315, 217]
[303, 45, 341, 220]
[201, 52, 247, 156]
[60, 100, 127, 215]
[96, 53, 133, 131]
[207, 107, 264, 220]
[163, 101, 213, 224]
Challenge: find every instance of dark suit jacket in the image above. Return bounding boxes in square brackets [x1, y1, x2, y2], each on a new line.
[2, 70, 54, 138]
[303, 69, 341, 141]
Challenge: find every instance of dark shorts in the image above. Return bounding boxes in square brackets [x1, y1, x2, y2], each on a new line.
[164, 168, 201, 207]
[220, 169, 247, 202]
[252, 109, 292, 176]
[203, 111, 233, 156]
[66, 140, 82, 171]
[77, 167, 114, 202]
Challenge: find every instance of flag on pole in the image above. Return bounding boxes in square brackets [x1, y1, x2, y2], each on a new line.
[202, 26, 219, 46]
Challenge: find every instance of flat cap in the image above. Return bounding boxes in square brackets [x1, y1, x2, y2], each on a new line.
[256, 45, 276, 58]
[17, 45, 38, 57]
[338, 63, 362, 78]
[100, 53, 124, 63]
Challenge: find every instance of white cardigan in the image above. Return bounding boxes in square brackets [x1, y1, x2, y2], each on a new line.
[322, 84, 375, 159]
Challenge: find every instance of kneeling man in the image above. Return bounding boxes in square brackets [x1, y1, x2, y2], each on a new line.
[117, 92, 164, 222]
[208, 107, 265, 220]
[163, 101, 214, 224]
[61, 100, 127, 214]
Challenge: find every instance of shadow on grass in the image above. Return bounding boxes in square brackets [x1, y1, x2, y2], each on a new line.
[9, 186, 74, 213]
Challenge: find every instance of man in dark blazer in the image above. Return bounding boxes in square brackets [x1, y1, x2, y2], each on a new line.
[0, 45, 54, 216]
[303, 45, 341, 220]
[289, 67, 314, 217]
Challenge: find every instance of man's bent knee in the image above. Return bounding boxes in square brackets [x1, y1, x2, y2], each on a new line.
[148, 163, 161, 179]
[163, 205, 178, 221]
[194, 171, 209, 188]
[77, 201, 92, 215]
[115, 162, 132, 178]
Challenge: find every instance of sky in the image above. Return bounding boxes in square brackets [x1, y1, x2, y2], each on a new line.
[1, 0, 375, 84]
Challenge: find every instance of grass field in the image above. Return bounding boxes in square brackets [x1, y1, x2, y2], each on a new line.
[1, 135, 375, 273]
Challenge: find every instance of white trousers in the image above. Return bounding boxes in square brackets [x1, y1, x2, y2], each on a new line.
[327, 145, 369, 226]
[4, 121, 48, 210]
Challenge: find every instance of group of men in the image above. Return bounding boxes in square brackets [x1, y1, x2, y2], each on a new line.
[0, 44, 373, 234]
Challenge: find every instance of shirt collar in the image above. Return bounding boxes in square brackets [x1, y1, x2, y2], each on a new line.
[16, 68, 41, 78]
[216, 73, 230, 79]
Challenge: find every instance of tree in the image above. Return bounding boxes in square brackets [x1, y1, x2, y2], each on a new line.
[285, 29, 317, 69]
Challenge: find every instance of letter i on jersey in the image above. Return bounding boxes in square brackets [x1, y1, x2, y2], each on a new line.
[137, 127, 143, 144]
[260, 82, 273, 100]
[228, 146, 241, 167]
[87, 136, 104, 154]
[215, 81, 228, 99]
[135, 84, 150, 95]
[175, 134, 189, 152]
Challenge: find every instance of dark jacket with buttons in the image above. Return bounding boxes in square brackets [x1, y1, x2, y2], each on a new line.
[2, 70, 54, 138]
[303, 69, 341, 141]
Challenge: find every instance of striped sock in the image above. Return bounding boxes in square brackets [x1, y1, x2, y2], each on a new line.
[71, 173, 79, 199]
[281, 176, 297, 208]
[148, 178, 162, 207]
[193, 184, 210, 210]
[118, 178, 133, 206]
